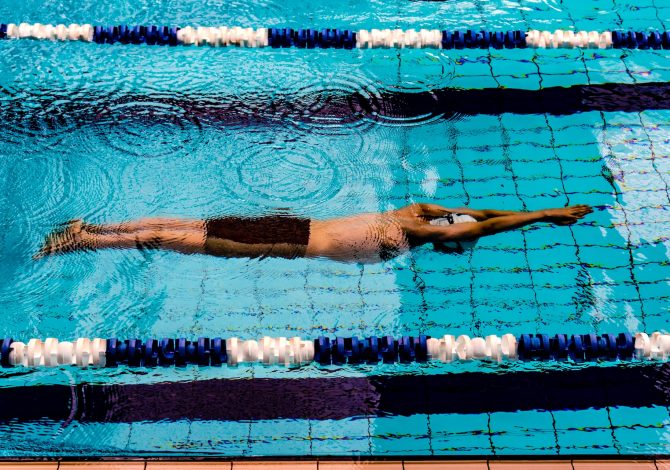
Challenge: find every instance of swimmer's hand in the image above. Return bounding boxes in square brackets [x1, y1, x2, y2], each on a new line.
[543, 205, 593, 226]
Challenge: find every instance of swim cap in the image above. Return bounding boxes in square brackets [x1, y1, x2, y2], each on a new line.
[429, 213, 479, 252]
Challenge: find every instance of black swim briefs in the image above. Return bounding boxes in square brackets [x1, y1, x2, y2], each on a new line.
[205, 216, 311, 246]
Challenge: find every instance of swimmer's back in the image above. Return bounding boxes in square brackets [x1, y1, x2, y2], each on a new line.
[307, 212, 410, 262]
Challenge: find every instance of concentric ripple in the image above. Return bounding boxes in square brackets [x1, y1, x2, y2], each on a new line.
[92, 100, 206, 160]
[229, 131, 343, 207]
[287, 71, 384, 130]
[395, 50, 456, 92]
[74, 252, 161, 338]
[9, 156, 69, 226]
[0, 40, 129, 154]
[261, 52, 384, 131]
[361, 49, 456, 125]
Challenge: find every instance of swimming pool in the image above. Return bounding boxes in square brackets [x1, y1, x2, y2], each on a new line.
[0, 0, 669, 458]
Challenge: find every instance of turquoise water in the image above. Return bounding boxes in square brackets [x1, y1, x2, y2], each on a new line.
[0, 0, 670, 457]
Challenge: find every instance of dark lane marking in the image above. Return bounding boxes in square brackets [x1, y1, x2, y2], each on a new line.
[2, 81, 670, 129]
[0, 363, 668, 422]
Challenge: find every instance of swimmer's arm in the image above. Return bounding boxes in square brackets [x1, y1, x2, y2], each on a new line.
[476, 209, 523, 219]
[446, 208, 521, 221]
[417, 211, 550, 241]
[415, 203, 520, 221]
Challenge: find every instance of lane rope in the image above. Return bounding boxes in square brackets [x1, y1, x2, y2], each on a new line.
[2, 23, 670, 49]
[1, 332, 668, 368]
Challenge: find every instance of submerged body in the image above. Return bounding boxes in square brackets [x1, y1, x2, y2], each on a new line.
[36, 203, 592, 263]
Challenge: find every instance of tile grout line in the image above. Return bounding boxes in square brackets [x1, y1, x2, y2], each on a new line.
[510, 0, 544, 332]
[610, 0, 649, 336]
[2, 459, 670, 467]
[557, 0, 600, 336]
[574, 4, 656, 421]
[393, 0, 429, 339]
[625, 0, 670, 214]
[470, 0, 498, 339]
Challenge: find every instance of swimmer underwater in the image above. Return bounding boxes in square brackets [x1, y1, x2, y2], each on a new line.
[35, 203, 593, 263]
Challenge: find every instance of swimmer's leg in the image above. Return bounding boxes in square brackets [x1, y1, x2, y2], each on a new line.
[83, 218, 205, 233]
[86, 229, 206, 254]
[35, 219, 207, 258]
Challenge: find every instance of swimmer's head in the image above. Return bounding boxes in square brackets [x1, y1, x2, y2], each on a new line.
[429, 213, 479, 254]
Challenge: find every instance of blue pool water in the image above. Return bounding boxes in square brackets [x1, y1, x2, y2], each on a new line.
[0, 0, 670, 457]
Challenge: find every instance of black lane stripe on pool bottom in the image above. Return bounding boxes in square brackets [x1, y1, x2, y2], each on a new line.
[0, 363, 668, 422]
[248, 80, 670, 120]
[2, 81, 670, 128]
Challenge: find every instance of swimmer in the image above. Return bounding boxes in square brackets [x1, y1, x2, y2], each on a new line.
[34, 203, 592, 263]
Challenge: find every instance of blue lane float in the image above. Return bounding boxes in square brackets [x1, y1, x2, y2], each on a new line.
[3, 22, 670, 49]
[0, 332, 667, 368]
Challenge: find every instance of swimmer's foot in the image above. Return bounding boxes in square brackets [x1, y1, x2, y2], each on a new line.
[544, 204, 593, 226]
[33, 219, 91, 259]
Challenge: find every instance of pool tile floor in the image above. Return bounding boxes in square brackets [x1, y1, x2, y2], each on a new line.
[0, 461, 666, 469]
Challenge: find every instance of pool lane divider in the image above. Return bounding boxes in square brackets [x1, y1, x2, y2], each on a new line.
[3, 23, 670, 49]
[1, 332, 668, 368]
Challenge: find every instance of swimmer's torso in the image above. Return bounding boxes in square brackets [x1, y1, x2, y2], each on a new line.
[307, 210, 418, 262]
[202, 208, 433, 262]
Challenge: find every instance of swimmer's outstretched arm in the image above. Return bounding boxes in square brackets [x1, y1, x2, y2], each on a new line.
[411, 203, 524, 221]
[414, 205, 593, 243]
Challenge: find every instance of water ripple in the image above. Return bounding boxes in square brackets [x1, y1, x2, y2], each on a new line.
[278, 68, 383, 131]
[364, 50, 456, 125]
[0, 41, 120, 154]
[92, 100, 207, 160]
[221, 129, 347, 210]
